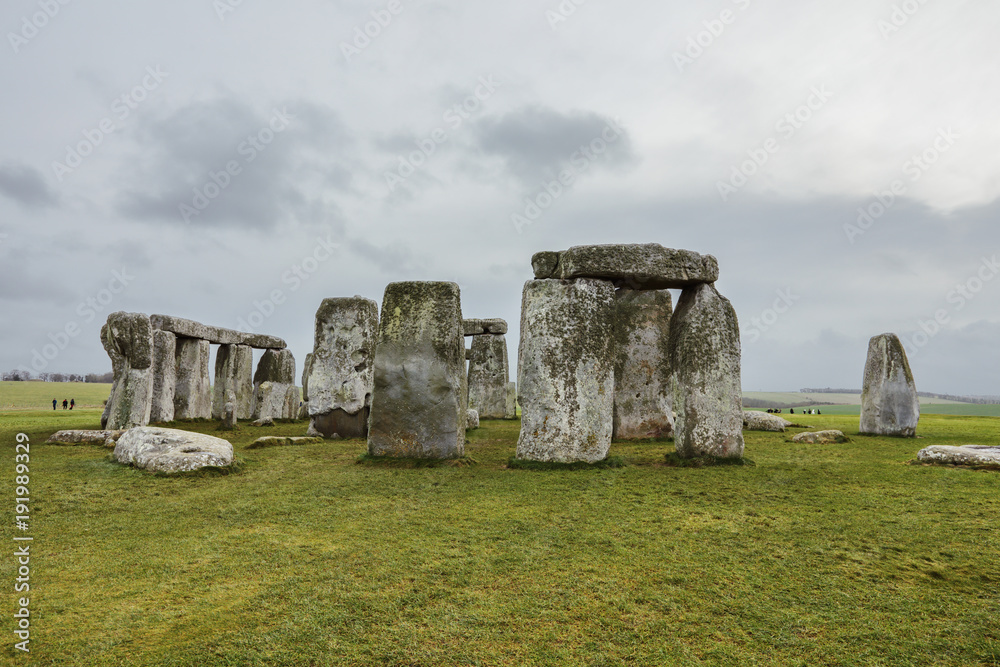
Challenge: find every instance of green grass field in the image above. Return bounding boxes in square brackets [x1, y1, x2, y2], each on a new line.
[1, 405, 999, 665]
[742, 391, 971, 407]
[0, 381, 111, 411]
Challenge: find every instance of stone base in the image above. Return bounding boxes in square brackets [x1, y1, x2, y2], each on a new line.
[310, 408, 369, 439]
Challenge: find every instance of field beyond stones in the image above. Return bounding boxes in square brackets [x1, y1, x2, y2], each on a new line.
[2, 406, 999, 665]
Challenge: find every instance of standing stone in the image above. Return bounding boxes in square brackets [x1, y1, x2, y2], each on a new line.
[251, 349, 297, 420]
[515, 279, 616, 463]
[101, 312, 155, 430]
[467, 334, 510, 419]
[368, 282, 466, 459]
[221, 389, 237, 431]
[859, 333, 919, 437]
[174, 338, 212, 420]
[505, 381, 517, 419]
[212, 344, 253, 420]
[668, 283, 744, 459]
[307, 297, 379, 439]
[149, 330, 176, 423]
[612, 289, 673, 440]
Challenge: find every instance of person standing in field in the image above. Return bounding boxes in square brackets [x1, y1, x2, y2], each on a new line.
[52, 399, 57, 410]
[70, 398, 75, 410]
[62, 399, 68, 409]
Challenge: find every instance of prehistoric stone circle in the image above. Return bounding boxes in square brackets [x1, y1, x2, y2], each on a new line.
[532, 244, 719, 288]
[212, 344, 253, 420]
[101, 312, 154, 430]
[113, 426, 234, 473]
[174, 338, 212, 420]
[859, 333, 919, 437]
[668, 283, 744, 459]
[149, 330, 177, 423]
[515, 278, 616, 464]
[252, 349, 297, 420]
[307, 297, 379, 439]
[368, 281, 466, 459]
[467, 327, 510, 420]
[612, 288, 673, 440]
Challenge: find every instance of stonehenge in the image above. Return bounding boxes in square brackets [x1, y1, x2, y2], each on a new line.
[101, 312, 154, 430]
[174, 338, 212, 420]
[149, 330, 176, 423]
[251, 349, 298, 421]
[465, 318, 515, 420]
[612, 289, 673, 440]
[859, 333, 920, 437]
[212, 344, 253, 420]
[368, 281, 467, 459]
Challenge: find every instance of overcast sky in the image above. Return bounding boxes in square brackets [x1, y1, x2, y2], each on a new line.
[2, 0, 998, 395]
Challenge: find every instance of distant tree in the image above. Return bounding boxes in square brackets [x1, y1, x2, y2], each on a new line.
[50, 373, 67, 383]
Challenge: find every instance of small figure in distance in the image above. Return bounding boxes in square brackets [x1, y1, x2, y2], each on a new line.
[70, 398, 75, 410]
[62, 398, 68, 410]
[789, 408, 794, 414]
[52, 398, 57, 410]
[816, 409, 821, 415]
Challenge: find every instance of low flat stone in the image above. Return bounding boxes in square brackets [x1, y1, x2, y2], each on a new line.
[113, 427, 234, 473]
[466, 409, 480, 430]
[463, 318, 508, 335]
[46, 430, 125, 447]
[247, 436, 325, 449]
[791, 430, 849, 444]
[555, 244, 719, 289]
[917, 445, 1000, 467]
[743, 411, 791, 432]
[150, 314, 286, 349]
[252, 417, 275, 427]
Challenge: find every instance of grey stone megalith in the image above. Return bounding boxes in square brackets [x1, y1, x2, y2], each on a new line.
[251, 349, 297, 420]
[368, 281, 466, 459]
[668, 282, 744, 459]
[467, 331, 510, 420]
[307, 297, 379, 439]
[101, 312, 155, 429]
[515, 278, 616, 463]
[149, 330, 177, 423]
[859, 333, 919, 437]
[612, 288, 674, 440]
[174, 338, 213, 420]
[212, 344, 253, 420]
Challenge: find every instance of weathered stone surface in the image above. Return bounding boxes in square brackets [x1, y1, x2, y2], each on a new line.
[252, 417, 274, 427]
[46, 430, 125, 447]
[150, 314, 286, 349]
[150, 330, 176, 423]
[251, 381, 298, 421]
[792, 430, 849, 444]
[515, 279, 616, 463]
[463, 318, 508, 336]
[531, 251, 561, 279]
[247, 436, 324, 449]
[368, 281, 466, 459]
[668, 283, 744, 459]
[307, 297, 378, 439]
[212, 344, 253, 420]
[114, 427, 234, 473]
[302, 353, 313, 402]
[743, 410, 791, 432]
[174, 338, 212, 420]
[221, 400, 237, 430]
[556, 244, 719, 289]
[860, 333, 919, 437]
[101, 312, 154, 430]
[612, 289, 673, 440]
[467, 334, 510, 419]
[254, 349, 296, 385]
[917, 445, 1000, 467]
[505, 382, 517, 419]
[466, 409, 480, 430]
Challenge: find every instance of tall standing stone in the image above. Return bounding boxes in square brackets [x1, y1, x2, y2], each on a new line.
[251, 349, 297, 420]
[505, 381, 517, 419]
[101, 312, 155, 430]
[515, 279, 616, 463]
[212, 344, 253, 420]
[612, 289, 674, 440]
[149, 330, 176, 423]
[307, 297, 379, 439]
[368, 282, 466, 459]
[467, 334, 510, 419]
[859, 333, 919, 437]
[174, 338, 212, 420]
[668, 283, 744, 459]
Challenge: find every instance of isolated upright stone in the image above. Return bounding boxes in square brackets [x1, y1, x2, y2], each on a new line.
[307, 297, 379, 438]
[174, 338, 212, 420]
[101, 312, 154, 430]
[612, 289, 673, 440]
[515, 279, 616, 463]
[505, 381, 517, 419]
[368, 282, 466, 459]
[149, 330, 176, 423]
[669, 283, 744, 459]
[251, 349, 297, 420]
[859, 333, 919, 437]
[467, 334, 510, 419]
[212, 344, 253, 420]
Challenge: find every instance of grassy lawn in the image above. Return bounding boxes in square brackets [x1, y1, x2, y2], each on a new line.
[1, 410, 998, 665]
[0, 381, 112, 411]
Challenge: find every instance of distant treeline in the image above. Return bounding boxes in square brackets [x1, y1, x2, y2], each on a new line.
[800, 388, 1000, 405]
[744, 398, 836, 410]
[2, 370, 113, 383]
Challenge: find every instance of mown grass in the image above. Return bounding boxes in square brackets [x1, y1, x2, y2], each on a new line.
[1, 412, 998, 665]
[0, 381, 112, 411]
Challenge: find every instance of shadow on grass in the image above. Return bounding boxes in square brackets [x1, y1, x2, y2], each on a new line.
[662, 452, 756, 468]
[356, 454, 479, 468]
[106, 454, 247, 477]
[507, 455, 627, 471]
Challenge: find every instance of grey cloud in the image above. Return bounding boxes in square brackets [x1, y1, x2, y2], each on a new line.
[0, 163, 58, 209]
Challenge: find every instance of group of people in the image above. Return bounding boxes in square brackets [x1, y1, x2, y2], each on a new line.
[52, 398, 75, 410]
[767, 407, 822, 415]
